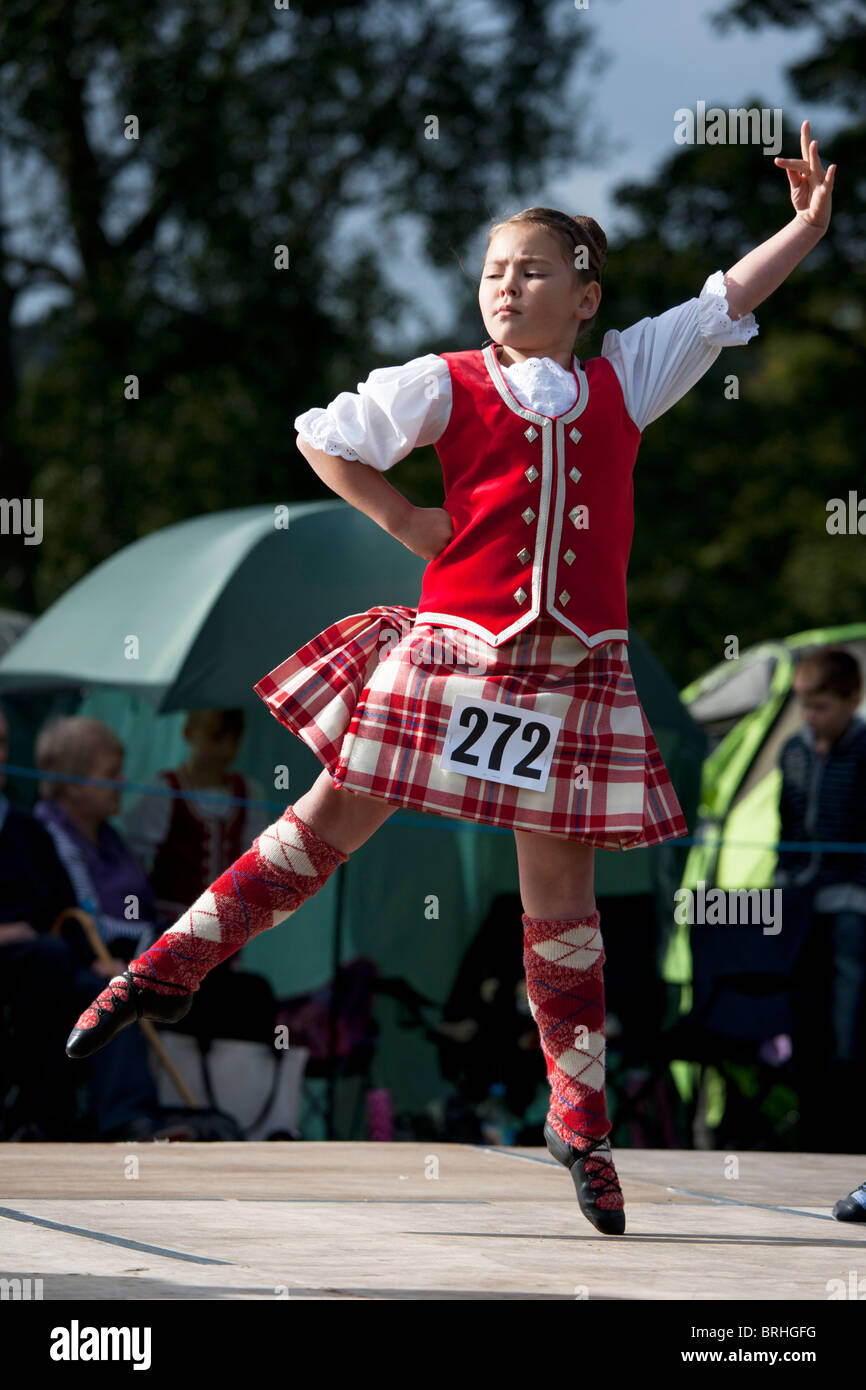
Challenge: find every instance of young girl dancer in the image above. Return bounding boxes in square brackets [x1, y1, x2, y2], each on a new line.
[67, 120, 834, 1236]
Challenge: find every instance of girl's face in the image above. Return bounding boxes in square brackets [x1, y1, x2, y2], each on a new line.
[479, 224, 601, 368]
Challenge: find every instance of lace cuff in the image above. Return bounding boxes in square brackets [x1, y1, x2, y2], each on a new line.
[698, 269, 759, 346]
[294, 408, 365, 463]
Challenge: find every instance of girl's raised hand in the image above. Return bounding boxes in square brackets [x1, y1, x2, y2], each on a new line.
[774, 119, 836, 232]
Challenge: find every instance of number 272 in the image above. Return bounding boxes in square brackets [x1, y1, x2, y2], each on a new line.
[449, 707, 550, 780]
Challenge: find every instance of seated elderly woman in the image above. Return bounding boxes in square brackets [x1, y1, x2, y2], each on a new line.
[0, 698, 83, 1139]
[27, 714, 173, 1138]
[33, 715, 163, 956]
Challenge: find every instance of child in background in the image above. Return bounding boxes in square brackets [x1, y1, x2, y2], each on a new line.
[122, 710, 273, 1039]
[123, 709, 269, 927]
[775, 647, 866, 1153]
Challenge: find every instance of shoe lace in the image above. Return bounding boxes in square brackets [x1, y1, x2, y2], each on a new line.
[93, 974, 131, 1020]
[127, 968, 190, 997]
[578, 1141, 622, 1201]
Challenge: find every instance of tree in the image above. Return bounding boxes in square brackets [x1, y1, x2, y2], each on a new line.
[588, 0, 865, 682]
[0, 0, 604, 609]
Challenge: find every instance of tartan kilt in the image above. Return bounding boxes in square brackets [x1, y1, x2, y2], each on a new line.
[253, 604, 688, 849]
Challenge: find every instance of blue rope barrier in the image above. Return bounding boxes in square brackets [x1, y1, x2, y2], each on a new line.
[0, 759, 498, 836]
[1, 761, 278, 811]
[1, 761, 865, 854]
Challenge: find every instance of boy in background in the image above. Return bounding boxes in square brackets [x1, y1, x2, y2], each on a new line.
[775, 647, 866, 1153]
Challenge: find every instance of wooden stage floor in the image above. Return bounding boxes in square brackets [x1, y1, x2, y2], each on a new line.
[1, 1143, 864, 1301]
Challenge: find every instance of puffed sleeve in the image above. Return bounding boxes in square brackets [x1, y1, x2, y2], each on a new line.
[294, 353, 452, 471]
[601, 270, 759, 433]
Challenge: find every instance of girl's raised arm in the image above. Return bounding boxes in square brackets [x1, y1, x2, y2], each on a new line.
[723, 119, 836, 322]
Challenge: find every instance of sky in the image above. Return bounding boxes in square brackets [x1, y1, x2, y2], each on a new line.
[382, 0, 844, 345]
[550, 0, 838, 234]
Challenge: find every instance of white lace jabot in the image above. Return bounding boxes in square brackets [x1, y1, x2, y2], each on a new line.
[497, 353, 578, 416]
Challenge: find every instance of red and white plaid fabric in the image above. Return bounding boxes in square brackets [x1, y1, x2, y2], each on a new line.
[253, 605, 688, 849]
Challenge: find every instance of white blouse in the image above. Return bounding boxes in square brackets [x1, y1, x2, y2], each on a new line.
[295, 270, 759, 470]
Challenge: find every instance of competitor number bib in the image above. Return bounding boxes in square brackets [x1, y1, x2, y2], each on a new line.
[439, 693, 562, 791]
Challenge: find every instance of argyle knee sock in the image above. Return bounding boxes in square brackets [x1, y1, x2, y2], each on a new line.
[127, 804, 348, 997]
[522, 908, 613, 1151]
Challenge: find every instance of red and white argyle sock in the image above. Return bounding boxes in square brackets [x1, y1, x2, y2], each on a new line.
[522, 908, 614, 1150]
[126, 804, 349, 996]
[117, 806, 347, 1003]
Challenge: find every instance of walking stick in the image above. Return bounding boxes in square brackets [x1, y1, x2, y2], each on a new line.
[51, 907, 198, 1109]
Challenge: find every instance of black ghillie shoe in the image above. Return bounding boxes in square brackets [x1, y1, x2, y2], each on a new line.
[833, 1181, 866, 1222]
[66, 969, 193, 1060]
[544, 1119, 626, 1235]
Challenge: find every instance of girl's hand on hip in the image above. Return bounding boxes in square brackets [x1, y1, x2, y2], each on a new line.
[395, 506, 454, 560]
[774, 119, 835, 232]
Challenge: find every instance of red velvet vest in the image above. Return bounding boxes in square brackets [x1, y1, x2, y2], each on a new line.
[149, 769, 248, 922]
[415, 345, 641, 647]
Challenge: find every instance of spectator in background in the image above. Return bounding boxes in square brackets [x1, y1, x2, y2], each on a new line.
[33, 715, 162, 949]
[30, 713, 176, 1139]
[437, 892, 544, 1142]
[0, 698, 83, 1138]
[121, 709, 275, 1042]
[122, 709, 269, 924]
[775, 647, 866, 1153]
